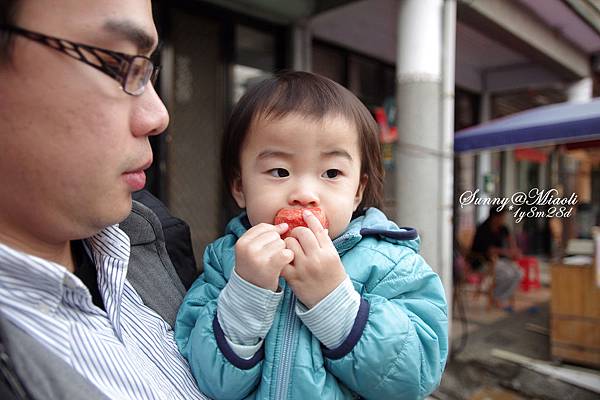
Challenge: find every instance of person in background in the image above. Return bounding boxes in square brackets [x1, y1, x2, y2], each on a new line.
[470, 208, 523, 309]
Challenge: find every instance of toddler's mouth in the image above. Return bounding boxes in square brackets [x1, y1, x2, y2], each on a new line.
[273, 207, 329, 239]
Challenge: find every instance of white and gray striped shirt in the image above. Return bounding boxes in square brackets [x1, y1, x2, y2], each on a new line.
[0, 226, 208, 400]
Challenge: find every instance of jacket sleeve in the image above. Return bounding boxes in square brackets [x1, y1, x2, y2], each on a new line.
[174, 241, 263, 400]
[323, 252, 448, 400]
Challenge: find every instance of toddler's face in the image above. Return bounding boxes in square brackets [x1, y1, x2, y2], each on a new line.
[232, 112, 366, 239]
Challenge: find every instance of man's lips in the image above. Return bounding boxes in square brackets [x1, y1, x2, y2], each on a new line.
[124, 158, 153, 174]
[123, 159, 152, 191]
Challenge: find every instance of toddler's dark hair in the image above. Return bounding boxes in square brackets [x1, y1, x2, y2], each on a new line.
[221, 70, 384, 214]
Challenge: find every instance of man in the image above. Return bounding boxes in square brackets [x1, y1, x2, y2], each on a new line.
[0, 1, 207, 398]
[470, 208, 523, 308]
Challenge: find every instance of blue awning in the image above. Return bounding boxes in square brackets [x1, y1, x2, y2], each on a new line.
[454, 98, 600, 152]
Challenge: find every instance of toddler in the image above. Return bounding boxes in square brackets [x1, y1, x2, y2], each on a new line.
[175, 71, 448, 400]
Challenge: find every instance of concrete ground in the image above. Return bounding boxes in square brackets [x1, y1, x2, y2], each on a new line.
[433, 261, 600, 400]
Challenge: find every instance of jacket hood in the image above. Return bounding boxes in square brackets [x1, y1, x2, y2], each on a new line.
[224, 208, 420, 255]
[334, 208, 420, 255]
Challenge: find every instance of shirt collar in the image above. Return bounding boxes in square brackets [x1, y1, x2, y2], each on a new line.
[0, 241, 68, 313]
[0, 225, 131, 318]
[87, 225, 131, 262]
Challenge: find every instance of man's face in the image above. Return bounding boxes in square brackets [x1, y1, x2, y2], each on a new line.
[232, 113, 366, 240]
[0, 0, 169, 244]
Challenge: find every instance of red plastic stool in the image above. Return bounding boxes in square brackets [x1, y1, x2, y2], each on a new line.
[517, 256, 541, 291]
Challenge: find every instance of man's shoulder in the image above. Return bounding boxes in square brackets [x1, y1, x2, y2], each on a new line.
[124, 195, 199, 288]
[120, 199, 188, 327]
[120, 200, 162, 245]
[0, 317, 110, 400]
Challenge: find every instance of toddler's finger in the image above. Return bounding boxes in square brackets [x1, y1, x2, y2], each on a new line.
[243, 222, 282, 241]
[274, 222, 289, 236]
[289, 225, 320, 253]
[303, 209, 324, 231]
[315, 227, 332, 248]
[281, 249, 294, 264]
[302, 209, 331, 245]
[280, 264, 297, 281]
[272, 249, 294, 270]
[284, 236, 304, 259]
[246, 228, 285, 250]
[263, 238, 286, 254]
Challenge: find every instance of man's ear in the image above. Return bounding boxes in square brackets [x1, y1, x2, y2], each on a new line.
[353, 174, 368, 211]
[231, 176, 246, 209]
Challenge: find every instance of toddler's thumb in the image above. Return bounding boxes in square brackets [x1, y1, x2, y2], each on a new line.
[275, 222, 289, 235]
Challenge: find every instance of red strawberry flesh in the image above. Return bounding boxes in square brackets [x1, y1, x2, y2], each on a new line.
[274, 207, 329, 239]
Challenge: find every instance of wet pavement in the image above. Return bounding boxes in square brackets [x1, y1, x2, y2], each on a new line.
[433, 277, 600, 400]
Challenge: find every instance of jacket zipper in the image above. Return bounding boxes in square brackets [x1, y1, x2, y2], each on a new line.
[273, 289, 299, 400]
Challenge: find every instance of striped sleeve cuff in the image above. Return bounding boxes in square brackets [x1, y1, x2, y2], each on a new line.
[225, 337, 264, 360]
[295, 276, 360, 349]
[217, 268, 283, 346]
[213, 315, 265, 369]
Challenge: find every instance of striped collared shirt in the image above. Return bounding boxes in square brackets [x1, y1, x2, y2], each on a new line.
[0, 226, 208, 400]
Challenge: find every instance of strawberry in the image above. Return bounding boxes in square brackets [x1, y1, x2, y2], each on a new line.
[274, 207, 329, 239]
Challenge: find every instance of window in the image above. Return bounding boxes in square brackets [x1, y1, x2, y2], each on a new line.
[232, 25, 279, 103]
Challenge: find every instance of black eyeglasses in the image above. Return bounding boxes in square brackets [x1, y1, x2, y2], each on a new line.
[1, 25, 159, 96]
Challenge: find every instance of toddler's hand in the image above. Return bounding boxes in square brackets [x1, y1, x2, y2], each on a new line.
[281, 210, 346, 308]
[235, 223, 294, 291]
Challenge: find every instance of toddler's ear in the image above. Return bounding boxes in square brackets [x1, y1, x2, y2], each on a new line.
[231, 177, 246, 208]
[353, 174, 368, 211]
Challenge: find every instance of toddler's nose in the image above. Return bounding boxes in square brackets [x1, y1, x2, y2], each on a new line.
[288, 183, 319, 208]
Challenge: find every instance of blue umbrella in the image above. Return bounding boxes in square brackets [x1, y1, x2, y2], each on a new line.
[454, 98, 600, 152]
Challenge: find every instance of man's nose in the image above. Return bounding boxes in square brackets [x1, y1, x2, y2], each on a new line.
[131, 84, 170, 137]
[288, 180, 319, 207]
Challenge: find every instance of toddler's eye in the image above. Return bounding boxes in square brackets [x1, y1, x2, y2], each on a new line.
[270, 168, 290, 178]
[322, 169, 340, 179]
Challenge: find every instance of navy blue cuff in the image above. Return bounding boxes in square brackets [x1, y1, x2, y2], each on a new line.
[321, 297, 370, 360]
[359, 227, 418, 240]
[212, 315, 264, 370]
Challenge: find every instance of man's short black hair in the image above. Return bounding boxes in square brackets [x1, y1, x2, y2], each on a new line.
[0, 0, 20, 62]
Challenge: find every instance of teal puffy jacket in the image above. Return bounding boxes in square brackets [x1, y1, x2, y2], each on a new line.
[175, 208, 448, 399]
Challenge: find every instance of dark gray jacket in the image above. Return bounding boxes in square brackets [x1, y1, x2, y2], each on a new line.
[0, 201, 190, 400]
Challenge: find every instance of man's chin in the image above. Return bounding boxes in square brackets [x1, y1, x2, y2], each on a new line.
[93, 195, 133, 231]
[114, 195, 134, 223]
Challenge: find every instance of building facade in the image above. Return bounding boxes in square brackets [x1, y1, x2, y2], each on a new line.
[148, 1, 600, 317]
